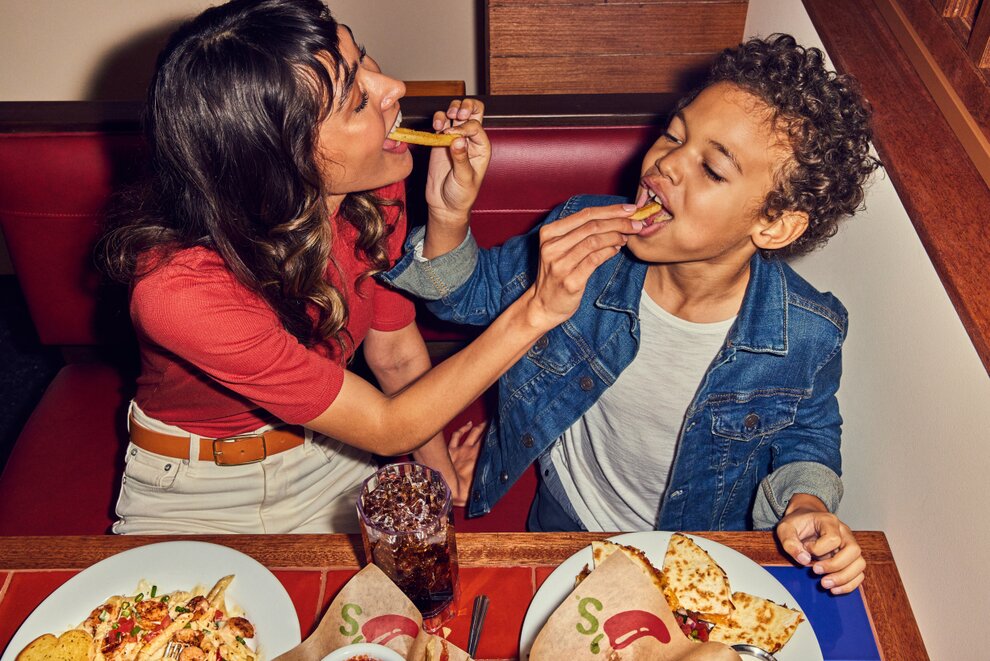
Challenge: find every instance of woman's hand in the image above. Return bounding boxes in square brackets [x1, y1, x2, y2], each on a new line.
[446, 420, 486, 506]
[425, 98, 491, 226]
[524, 204, 644, 328]
[775, 494, 865, 594]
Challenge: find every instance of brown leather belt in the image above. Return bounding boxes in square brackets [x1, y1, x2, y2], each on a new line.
[129, 418, 306, 466]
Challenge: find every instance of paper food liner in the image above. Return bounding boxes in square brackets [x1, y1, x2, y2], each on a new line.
[530, 552, 741, 661]
[273, 563, 472, 661]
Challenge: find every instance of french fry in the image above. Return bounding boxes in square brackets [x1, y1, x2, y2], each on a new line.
[630, 201, 663, 221]
[387, 127, 457, 147]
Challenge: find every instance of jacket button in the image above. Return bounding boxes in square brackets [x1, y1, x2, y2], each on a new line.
[534, 335, 549, 351]
[499, 471, 509, 483]
[522, 433, 534, 448]
[579, 376, 594, 391]
[744, 413, 760, 429]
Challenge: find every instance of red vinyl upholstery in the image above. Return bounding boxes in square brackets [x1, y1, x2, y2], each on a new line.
[0, 123, 659, 535]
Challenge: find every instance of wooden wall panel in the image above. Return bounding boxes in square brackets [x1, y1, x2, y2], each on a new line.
[486, 0, 747, 94]
[488, 54, 713, 94]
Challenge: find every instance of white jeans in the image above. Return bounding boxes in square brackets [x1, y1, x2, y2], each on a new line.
[113, 402, 376, 534]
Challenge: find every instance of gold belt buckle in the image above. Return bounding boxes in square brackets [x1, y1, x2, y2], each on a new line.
[212, 434, 267, 466]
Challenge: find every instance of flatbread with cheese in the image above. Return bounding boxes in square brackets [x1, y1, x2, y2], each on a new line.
[661, 534, 734, 621]
[708, 591, 803, 652]
[590, 540, 665, 594]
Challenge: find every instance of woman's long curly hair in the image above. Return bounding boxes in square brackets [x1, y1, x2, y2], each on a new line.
[99, 0, 397, 354]
[690, 34, 881, 258]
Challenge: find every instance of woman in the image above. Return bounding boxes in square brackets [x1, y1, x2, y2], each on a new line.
[99, 0, 640, 534]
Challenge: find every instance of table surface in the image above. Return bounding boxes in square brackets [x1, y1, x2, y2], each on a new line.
[0, 532, 928, 660]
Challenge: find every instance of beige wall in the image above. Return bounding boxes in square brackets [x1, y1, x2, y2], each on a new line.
[0, 0, 478, 101]
[0, 0, 478, 274]
[746, 1, 990, 657]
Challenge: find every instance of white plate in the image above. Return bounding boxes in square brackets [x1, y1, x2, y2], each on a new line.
[2, 541, 301, 661]
[519, 531, 822, 660]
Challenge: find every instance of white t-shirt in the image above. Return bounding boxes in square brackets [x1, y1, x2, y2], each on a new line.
[550, 289, 735, 531]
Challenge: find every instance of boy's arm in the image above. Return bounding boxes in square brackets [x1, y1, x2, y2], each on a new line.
[750, 344, 864, 594]
[752, 333, 846, 527]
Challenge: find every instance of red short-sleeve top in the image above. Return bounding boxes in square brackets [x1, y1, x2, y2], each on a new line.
[130, 182, 415, 437]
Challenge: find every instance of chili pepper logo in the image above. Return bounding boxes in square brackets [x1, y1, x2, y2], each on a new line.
[603, 610, 672, 650]
[361, 614, 421, 645]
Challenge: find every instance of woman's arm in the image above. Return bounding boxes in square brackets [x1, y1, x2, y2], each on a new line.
[362, 321, 479, 505]
[306, 206, 641, 455]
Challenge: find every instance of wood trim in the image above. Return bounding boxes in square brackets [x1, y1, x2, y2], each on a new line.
[403, 80, 466, 97]
[803, 0, 990, 375]
[0, 531, 892, 568]
[968, 3, 990, 69]
[0, 95, 678, 133]
[885, 0, 990, 133]
[873, 0, 990, 185]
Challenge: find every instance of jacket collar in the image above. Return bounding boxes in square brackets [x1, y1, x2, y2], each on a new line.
[729, 254, 788, 355]
[595, 251, 788, 355]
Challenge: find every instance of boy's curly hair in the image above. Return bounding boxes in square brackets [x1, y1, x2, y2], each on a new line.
[702, 34, 881, 258]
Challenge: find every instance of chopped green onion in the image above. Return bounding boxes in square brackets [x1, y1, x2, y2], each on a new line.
[132, 626, 143, 636]
[150, 585, 158, 598]
[175, 606, 189, 613]
[135, 592, 144, 602]
[99, 610, 108, 622]
[236, 637, 245, 646]
[161, 595, 170, 603]
[183, 623, 192, 630]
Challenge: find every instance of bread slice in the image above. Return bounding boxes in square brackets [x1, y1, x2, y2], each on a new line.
[708, 591, 804, 652]
[661, 533, 734, 621]
[16, 630, 93, 661]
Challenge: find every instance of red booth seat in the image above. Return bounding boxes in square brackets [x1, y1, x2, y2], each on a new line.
[0, 121, 661, 535]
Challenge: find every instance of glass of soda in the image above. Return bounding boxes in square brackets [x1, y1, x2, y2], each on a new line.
[357, 462, 460, 630]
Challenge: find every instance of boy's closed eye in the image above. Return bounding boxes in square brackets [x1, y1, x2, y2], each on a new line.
[660, 131, 729, 183]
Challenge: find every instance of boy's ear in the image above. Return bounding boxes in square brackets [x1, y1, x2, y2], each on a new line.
[753, 210, 809, 251]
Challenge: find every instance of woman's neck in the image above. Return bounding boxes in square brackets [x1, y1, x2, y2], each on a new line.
[644, 257, 752, 323]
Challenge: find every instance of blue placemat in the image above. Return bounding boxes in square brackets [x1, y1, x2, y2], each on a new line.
[764, 566, 880, 661]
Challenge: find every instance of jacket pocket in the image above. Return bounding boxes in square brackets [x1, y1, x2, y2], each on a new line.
[708, 394, 801, 470]
[709, 393, 802, 441]
[523, 323, 583, 376]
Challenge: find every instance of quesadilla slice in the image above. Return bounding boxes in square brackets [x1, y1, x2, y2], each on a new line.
[575, 540, 665, 591]
[708, 591, 804, 653]
[661, 534, 734, 621]
[594, 541, 666, 593]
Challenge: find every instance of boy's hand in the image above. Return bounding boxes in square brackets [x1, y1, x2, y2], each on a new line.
[446, 420, 486, 506]
[775, 494, 865, 594]
[425, 98, 491, 226]
[526, 204, 644, 328]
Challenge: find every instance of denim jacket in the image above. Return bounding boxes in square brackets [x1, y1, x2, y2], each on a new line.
[381, 195, 846, 530]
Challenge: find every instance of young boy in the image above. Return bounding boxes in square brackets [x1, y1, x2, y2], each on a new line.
[382, 35, 879, 594]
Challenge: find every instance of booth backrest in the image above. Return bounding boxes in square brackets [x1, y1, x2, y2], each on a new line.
[0, 124, 661, 348]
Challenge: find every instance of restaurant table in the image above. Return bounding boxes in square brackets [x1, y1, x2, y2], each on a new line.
[0, 532, 927, 660]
